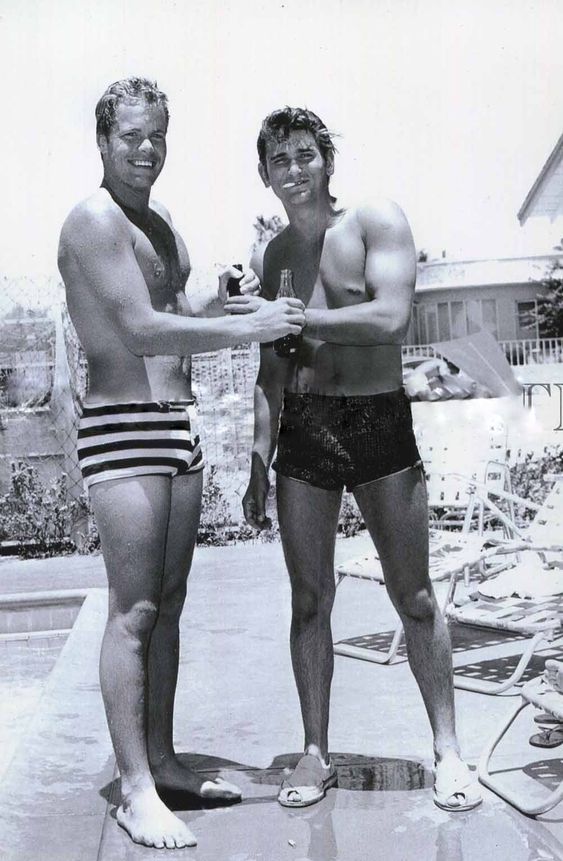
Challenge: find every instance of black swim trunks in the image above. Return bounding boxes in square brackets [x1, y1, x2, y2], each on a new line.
[273, 388, 421, 492]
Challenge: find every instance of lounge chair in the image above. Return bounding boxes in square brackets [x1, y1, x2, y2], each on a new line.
[419, 416, 511, 529]
[446, 475, 563, 694]
[333, 529, 495, 663]
[479, 673, 563, 815]
[332, 423, 512, 665]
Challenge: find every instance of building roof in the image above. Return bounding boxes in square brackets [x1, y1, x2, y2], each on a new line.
[415, 253, 559, 294]
[518, 132, 563, 225]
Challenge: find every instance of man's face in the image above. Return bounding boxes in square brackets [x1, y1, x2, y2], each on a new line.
[259, 130, 333, 205]
[98, 100, 167, 191]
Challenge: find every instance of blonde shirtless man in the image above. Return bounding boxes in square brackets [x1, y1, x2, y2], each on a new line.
[57, 79, 305, 850]
[242, 107, 481, 813]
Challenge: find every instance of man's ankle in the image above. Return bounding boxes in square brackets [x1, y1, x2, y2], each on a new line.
[304, 744, 330, 769]
[433, 745, 462, 765]
[121, 774, 155, 801]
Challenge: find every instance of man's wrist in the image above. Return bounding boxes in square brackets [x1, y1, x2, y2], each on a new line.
[250, 451, 270, 483]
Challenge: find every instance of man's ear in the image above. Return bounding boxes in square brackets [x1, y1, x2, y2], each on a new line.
[325, 152, 334, 177]
[97, 133, 108, 155]
[258, 161, 270, 188]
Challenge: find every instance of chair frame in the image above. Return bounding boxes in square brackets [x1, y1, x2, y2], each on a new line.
[333, 529, 496, 664]
[479, 677, 563, 815]
[445, 476, 563, 694]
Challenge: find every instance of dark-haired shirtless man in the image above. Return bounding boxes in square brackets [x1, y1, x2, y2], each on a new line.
[243, 107, 481, 813]
[58, 79, 305, 850]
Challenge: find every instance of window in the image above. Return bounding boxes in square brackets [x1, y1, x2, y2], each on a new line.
[450, 301, 466, 338]
[437, 303, 450, 340]
[481, 299, 498, 337]
[414, 298, 498, 344]
[516, 301, 539, 340]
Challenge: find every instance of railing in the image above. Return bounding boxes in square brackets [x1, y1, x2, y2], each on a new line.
[499, 338, 563, 366]
[402, 338, 563, 366]
[401, 344, 438, 361]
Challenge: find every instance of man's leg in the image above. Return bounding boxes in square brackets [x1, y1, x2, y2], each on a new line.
[353, 465, 481, 809]
[276, 474, 342, 803]
[91, 475, 196, 849]
[146, 470, 240, 800]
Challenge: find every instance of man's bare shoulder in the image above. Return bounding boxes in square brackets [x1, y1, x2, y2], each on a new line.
[350, 199, 413, 241]
[60, 190, 128, 251]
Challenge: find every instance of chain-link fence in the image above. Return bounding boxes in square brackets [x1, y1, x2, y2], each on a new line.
[0, 276, 278, 547]
[3, 275, 560, 550]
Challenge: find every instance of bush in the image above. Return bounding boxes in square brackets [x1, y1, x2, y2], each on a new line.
[338, 493, 365, 537]
[72, 494, 100, 555]
[197, 465, 281, 545]
[0, 461, 79, 556]
[197, 464, 234, 545]
[509, 447, 563, 520]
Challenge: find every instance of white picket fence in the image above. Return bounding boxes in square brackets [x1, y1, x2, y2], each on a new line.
[402, 338, 563, 366]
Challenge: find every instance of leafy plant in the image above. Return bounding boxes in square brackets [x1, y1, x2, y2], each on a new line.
[524, 261, 563, 337]
[251, 214, 286, 252]
[72, 493, 100, 554]
[509, 447, 563, 521]
[197, 465, 234, 544]
[338, 493, 365, 537]
[0, 461, 78, 556]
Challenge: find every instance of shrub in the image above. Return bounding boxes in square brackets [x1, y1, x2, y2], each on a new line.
[72, 494, 100, 555]
[509, 446, 563, 521]
[0, 461, 78, 556]
[338, 493, 365, 537]
[197, 464, 233, 544]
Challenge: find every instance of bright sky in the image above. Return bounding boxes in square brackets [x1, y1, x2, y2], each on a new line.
[3, 0, 563, 281]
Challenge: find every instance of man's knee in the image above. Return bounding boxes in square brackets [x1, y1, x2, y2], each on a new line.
[291, 580, 335, 623]
[110, 599, 160, 644]
[393, 584, 436, 623]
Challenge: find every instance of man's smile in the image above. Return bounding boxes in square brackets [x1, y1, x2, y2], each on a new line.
[282, 178, 308, 189]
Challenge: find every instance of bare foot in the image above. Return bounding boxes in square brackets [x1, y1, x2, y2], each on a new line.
[116, 786, 197, 849]
[545, 659, 563, 693]
[152, 756, 242, 801]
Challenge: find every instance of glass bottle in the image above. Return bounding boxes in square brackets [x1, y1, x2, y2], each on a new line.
[273, 269, 302, 357]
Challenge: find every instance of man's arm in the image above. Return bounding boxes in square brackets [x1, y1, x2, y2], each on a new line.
[304, 201, 416, 345]
[59, 203, 303, 355]
[243, 345, 288, 529]
[189, 267, 262, 318]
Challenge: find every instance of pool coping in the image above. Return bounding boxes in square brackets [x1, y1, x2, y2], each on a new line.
[0, 587, 115, 861]
[0, 588, 90, 642]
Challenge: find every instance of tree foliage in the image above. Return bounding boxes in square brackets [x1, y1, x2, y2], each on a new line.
[251, 214, 286, 252]
[527, 261, 563, 337]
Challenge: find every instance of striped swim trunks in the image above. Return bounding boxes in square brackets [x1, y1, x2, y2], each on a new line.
[77, 400, 204, 491]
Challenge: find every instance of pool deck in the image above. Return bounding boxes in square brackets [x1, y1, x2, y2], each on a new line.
[2, 536, 563, 860]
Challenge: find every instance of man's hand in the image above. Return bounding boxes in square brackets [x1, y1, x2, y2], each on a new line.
[217, 265, 261, 303]
[224, 294, 266, 314]
[239, 268, 261, 296]
[243, 459, 272, 530]
[225, 295, 305, 342]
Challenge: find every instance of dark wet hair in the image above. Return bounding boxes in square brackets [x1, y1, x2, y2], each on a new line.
[95, 77, 169, 138]
[257, 107, 337, 203]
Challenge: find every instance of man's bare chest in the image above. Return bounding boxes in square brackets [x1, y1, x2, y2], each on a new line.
[281, 226, 367, 309]
[133, 228, 190, 314]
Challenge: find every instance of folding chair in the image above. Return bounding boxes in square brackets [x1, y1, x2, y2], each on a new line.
[479, 674, 563, 815]
[421, 417, 512, 529]
[333, 530, 494, 663]
[332, 418, 512, 664]
[446, 475, 563, 694]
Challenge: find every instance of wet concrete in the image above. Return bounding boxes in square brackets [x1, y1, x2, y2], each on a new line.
[3, 537, 563, 859]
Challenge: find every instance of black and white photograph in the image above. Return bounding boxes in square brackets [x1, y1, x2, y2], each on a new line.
[1, 1, 563, 859]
